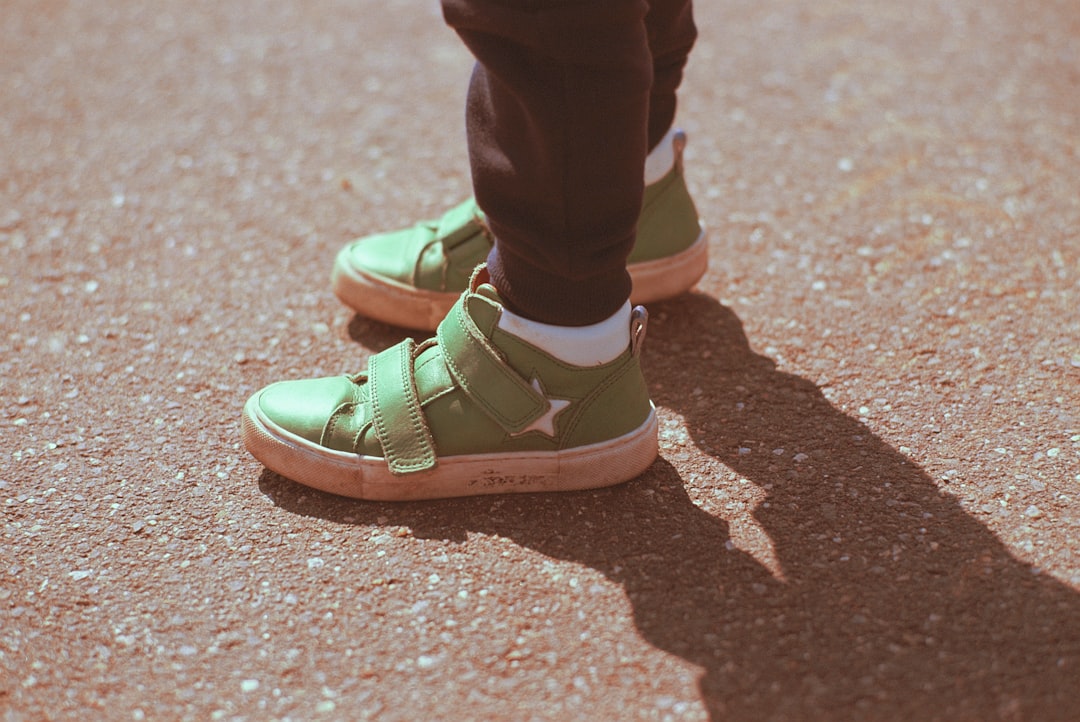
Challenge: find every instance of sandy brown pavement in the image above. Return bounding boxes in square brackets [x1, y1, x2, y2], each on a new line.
[2, 0, 1079, 720]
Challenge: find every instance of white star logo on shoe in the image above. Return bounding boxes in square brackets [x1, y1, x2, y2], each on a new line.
[514, 376, 570, 438]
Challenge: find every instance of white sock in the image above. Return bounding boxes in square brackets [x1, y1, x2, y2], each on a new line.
[489, 127, 673, 367]
[644, 126, 679, 185]
[497, 302, 632, 367]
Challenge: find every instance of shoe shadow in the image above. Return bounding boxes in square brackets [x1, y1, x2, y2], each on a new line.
[344, 313, 417, 352]
[262, 293, 1080, 721]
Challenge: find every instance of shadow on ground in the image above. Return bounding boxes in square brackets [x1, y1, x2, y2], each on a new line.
[262, 294, 1080, 720]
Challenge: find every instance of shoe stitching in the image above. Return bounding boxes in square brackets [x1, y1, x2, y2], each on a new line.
[558, 359, 639, 447]
[490, 329, 628, 375]
[438, 300, 544, 430]
[394, 341, 436, 473]
[323, 401, 356, 451]
[368, 341, 436, 473]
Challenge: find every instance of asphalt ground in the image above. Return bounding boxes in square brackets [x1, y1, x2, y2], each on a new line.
[2, 0, 1078, 720]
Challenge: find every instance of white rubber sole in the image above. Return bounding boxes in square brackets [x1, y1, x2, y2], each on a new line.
[626, 226, 709, 304]
[242, 394, 659, 501]
[330, 226, 708, 331]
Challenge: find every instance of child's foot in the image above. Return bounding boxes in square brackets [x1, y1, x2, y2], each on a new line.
[242, 269, 657, 501]
[331, 129, 707, 330]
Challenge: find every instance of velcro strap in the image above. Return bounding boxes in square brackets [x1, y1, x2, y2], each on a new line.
[437, 198, 487, 248]
[368, 339, 437, 475]
[436, 297, 545, 434]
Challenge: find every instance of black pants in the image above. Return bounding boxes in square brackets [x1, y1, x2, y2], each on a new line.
[442, 0, 696, 325]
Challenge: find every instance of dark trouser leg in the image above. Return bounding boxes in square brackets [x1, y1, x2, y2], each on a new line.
[646, 0, 697, 152]
[442, 0, 695, 326]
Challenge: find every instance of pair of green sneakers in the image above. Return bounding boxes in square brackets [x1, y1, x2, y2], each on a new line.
[242, 131, 706, 500]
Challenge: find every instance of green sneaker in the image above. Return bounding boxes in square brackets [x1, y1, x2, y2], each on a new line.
[242, 269, 658, 501]
[331, 130, 707, 330]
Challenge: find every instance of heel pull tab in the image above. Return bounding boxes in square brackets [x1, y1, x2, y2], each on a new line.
[672, 129, 687, 173]
[630, 305, 649, 357]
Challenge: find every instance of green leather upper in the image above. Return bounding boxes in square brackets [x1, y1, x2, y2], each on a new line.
[345, 198, 490, 292]
[342, 162, 700, 293]
[368, 338, 437, 474]
[629, 162, 702, 263]
[256, 280, 653, 474]
[436, 294, 547, 434]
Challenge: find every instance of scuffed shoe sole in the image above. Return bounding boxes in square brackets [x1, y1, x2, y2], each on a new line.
[242, 393, 659, 501]
[330, 227, 708, 331]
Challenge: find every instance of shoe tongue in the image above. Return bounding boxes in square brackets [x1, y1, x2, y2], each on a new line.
[473, 282, 503, 305]
[465, 283, 505, 337]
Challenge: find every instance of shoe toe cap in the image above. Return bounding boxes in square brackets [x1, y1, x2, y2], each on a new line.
[344, 230, 420, 285]
[255, 376, 359, 445]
